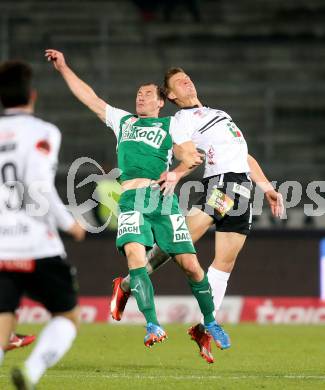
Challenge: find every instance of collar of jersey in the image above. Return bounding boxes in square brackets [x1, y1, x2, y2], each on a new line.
[3, 108, 33, 116]
[181, 105, 208, 110]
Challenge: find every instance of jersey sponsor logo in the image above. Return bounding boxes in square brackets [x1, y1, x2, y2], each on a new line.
[170, 214, 192, 243]
[0, 223, 29, 236]
[0, 143, 16, 152]
[117, 211, 140, 238]
[232, 183, 251, 199]
[0, 131, 15, 141]
[0, 259, 35, 272]
[120, 124, 167, 149]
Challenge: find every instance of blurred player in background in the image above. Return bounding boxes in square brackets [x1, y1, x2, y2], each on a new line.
[111, 67, 284, 363]
[45, 49, 231, 351]
[0, 60, 85, 389]
[4, 333, 36, 352]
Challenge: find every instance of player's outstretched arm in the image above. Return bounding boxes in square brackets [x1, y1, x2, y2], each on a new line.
[45, 49, 106, 122]
[248, 154, 284, 218]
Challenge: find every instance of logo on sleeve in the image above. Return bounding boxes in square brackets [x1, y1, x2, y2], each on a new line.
[36, 140, 51, 155]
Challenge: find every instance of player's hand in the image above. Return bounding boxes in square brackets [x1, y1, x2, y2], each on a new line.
[67, 222, 86, 242]
[184, 151, 205, 169]
[156, 171, 182, 196]
[45, 49, 67, 72]
[265, 189, 284, 218]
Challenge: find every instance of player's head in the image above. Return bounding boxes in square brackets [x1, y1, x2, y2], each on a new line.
[163, 67, 198, 106]
[0, 60, 36, 109]
[135, 83, 165, 117]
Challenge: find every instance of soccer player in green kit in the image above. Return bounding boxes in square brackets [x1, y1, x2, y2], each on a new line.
[45, 49, 230, 350]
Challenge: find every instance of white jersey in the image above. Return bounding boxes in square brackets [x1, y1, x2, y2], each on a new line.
[175, 106, 250, 178]
[0, 111, 74, 260]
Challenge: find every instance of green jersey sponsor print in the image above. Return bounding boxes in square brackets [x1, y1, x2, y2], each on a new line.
[117, 116, 173, 182]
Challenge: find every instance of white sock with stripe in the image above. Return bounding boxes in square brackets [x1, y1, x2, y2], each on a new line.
[25, 316, 77, 384]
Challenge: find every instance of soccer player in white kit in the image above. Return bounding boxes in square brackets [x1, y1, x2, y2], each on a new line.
[0, 61, 85, 389]
[111, 67, 284, 363]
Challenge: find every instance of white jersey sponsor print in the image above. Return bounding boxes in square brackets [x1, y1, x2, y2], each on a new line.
[175, 107, 250, 177]
[0, 112, 74, 260]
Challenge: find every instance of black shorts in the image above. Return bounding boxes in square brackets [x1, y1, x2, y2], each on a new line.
[0, 256, 78, 314]
[193, 172, 253, 235]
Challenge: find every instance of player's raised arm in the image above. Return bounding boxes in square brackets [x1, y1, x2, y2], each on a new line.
[248, 154, 284, 218]
[45, 49, 106, 122]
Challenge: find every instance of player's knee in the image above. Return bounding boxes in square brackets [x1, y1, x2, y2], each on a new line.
[53, 307, 80, 329]
[125, 243, 146, 268]
[212, 257, 236, 273]
[178, 254, 203, 280]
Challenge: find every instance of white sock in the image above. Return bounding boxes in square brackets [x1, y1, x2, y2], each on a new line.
[25, 316, 77, 384]
[0, 348, 4, 365]
[207, 266, 230, 311]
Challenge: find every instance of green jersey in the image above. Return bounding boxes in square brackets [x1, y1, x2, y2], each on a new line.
[105, 105, 190, 182]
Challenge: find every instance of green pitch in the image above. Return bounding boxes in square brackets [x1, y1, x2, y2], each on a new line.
[1, 323, 325, 389]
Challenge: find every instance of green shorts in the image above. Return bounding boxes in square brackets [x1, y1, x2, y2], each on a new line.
[116, 186, 196, 256]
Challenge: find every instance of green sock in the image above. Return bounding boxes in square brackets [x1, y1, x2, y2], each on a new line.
[129, 267, 159, 325]
[188, 273, 215, 324]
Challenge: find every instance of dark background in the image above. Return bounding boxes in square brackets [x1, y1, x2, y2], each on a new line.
[65, 230, 321, 296]
[1, 0, 325, 296]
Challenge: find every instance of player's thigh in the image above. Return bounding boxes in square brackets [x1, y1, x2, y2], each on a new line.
[26, 257, 78, 315]
[152, 213, 196, 256]
[0, 271, 23, 313]
[186, 207, 214, 243]
[116, 210, 154, 255]
[213, 231, 247, 265]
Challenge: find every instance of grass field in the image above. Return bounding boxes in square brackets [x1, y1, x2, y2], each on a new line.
[1, 323, 325, 389]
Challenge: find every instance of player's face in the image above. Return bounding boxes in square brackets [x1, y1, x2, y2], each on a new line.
[136, 85, 164, 117]
[167, 72, 197, 103]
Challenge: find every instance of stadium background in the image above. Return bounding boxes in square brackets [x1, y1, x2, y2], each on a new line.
[1, 0, 325, 322]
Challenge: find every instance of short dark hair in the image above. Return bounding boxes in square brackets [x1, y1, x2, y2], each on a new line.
[163, 67, 185, 103]
[140, 83, 166, 102]
[0, 60, 33, 108]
